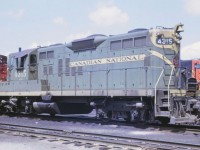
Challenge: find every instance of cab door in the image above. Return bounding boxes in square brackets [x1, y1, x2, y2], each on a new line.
[29, 54, 38, 80]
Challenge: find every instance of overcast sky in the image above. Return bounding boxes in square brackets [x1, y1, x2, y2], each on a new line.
[0, 0, 200, 60]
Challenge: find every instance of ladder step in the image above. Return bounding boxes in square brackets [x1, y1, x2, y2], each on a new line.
[157, 111, 170, 116]
[163, 49, 175, 55]
[163, 76, 175, 86]
[160, 98, 169, 108]
[160, 103, 168, 107]
[164, 65, 175, 76]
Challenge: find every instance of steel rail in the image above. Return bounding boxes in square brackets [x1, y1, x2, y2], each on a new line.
[2, 113, 200, 131]
[0, 123, 199, 150]
[2, 113, 200, 130]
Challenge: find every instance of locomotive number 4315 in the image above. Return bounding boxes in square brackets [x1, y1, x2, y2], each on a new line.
[156, 38, 174, 45]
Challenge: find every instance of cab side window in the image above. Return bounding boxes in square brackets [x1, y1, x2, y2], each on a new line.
[30, 54, 37, 65]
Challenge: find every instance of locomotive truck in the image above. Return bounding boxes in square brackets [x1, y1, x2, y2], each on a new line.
[0, 24, 200, 124]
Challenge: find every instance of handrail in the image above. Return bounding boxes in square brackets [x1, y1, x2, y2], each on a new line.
[154, 68, 164, 116]
[168, 66, 175, 110]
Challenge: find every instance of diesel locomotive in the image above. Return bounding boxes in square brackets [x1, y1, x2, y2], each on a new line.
[0, 24, 200, 124]
[181, 59, 200, 89]
[0, 55, 7, 82]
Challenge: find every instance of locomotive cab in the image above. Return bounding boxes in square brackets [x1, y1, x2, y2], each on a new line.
[8, 48, 38, 81]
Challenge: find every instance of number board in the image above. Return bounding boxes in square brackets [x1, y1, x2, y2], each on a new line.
[156, 38, 174, 45]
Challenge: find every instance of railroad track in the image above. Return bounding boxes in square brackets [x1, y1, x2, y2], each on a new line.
[3, 113, 200, 136]
[151, 123, 200, 134]
[3, 113, 200, 134]
[0, 123, 200, 150]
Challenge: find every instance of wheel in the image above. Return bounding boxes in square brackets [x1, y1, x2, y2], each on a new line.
[107, 111, 112, 120]
[124, 112, 131, 122]
[50, 113, 55, 117]
[157, 117, 170, 124]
